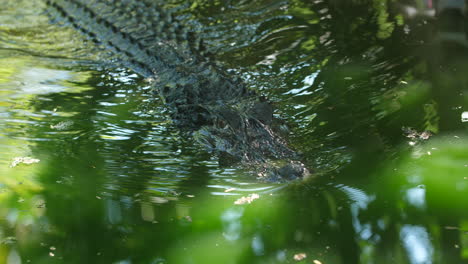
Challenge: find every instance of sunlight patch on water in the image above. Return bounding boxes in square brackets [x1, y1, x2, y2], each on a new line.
[15, 68, 73, 95]
[284, 71, 319, 96]
[251, 234, 265, 256]
[406, 186, 427, 210]
[108, 71, 140, 85]
[400, 225, 433, 264]
[0, 61, 92, 96]
[221, 207, 244, 241]
[337, 184, 370, 209]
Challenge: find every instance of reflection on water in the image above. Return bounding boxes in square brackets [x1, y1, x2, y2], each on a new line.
[0, 0, 467, 263]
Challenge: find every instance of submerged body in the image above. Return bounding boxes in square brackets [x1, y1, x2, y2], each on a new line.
[44, 0, 310, 181]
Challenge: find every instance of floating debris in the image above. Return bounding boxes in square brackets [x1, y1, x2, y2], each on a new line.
[50, 120, 74, 130]
[224, 188, 236, 193]
[10, 157, 40, 167]
[462, 111, 468, 122]
[234, 193, 260, 205]
[420, 132, 432, 140]
[151, 197, 169, 204]
[403, 127, 432, 140]
[293, 253, 307, 261]
[169, 190, 181, 196]
[1, 237, 17, 245]
[313, 260, 323, 264]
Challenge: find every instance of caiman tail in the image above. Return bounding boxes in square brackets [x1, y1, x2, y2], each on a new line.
[44, 0, 311, 182]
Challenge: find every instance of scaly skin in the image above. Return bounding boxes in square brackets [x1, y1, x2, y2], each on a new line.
[44, 0, 311, 181]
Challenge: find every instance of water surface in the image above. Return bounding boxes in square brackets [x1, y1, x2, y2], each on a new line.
[1, 0, 467, 263]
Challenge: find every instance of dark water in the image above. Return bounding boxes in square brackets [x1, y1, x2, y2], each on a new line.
[1, 0, 467, 263]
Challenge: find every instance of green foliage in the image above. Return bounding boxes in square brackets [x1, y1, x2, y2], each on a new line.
[373, 0, 395, 39]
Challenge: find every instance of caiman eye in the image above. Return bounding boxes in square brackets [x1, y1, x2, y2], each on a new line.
[217, 119, 226, 128]
[163, 85, 170, 95]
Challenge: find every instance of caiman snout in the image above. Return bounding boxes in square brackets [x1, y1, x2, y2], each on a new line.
[259, 161, 312, 182]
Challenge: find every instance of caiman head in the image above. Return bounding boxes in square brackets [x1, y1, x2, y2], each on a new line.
[193, 99, 311, 182]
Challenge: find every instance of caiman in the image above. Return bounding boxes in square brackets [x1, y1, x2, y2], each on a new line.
[44, 0, 311, 182]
